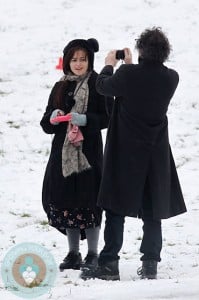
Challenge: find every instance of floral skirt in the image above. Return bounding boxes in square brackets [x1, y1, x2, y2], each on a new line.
[48, 204, 101, 235]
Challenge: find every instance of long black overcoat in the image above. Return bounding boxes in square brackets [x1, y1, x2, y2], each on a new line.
[96, 60, 186, 219]
[40, 71, 112, 219]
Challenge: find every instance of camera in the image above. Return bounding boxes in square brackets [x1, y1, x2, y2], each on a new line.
[116, 50, 125, 60]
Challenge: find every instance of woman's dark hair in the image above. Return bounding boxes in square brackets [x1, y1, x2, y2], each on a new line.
[135, 27, 171, 63]
[53, 47, 91, 108]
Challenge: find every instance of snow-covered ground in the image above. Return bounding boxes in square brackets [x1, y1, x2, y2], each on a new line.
[0, 0, 199, 299]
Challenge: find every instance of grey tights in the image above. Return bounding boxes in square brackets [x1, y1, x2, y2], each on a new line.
[66, 226, 100, 254]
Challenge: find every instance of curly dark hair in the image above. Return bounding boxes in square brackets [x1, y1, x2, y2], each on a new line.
[135, 27, 171, 63]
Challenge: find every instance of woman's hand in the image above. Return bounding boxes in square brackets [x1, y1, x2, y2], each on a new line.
[70, 113, 87, 126]
[50, 109, 65, 125]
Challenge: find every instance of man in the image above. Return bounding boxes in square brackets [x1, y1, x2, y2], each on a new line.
[80, 27, 187, 281]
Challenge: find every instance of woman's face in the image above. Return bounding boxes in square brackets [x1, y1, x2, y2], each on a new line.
[69, 49, 89, 76]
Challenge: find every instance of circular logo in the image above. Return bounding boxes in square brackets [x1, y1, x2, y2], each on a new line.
[1, 242, 57, 298]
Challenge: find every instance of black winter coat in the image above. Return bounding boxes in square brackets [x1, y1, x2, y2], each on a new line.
[40, 71, 113, 217]
[96, 60, 187, 219]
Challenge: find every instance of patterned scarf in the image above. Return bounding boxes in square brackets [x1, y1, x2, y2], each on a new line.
[60, 72, 91, 178]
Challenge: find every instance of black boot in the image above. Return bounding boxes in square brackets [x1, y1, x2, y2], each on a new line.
[59, 252, 82, 271]
[81, 252, 98, 270]
[80, 252, 98, 280]
[81, 260, 120, 281]
[137, 260, 157, 279]
[95, 260, 120, 281]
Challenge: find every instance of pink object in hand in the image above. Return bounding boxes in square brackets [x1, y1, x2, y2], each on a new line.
[50, 113, 71, 124]
[68, 124, 84, 146]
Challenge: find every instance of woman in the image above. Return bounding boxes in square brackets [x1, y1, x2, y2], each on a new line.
[40, 38, 113, 274]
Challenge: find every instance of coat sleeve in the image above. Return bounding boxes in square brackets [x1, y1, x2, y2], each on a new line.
[40, 83, 63, 134]
[84, 91, 114, 135]
[168, 68, 179, 98]
[82, 71, 114, 135]
[96, 64, 127, 97]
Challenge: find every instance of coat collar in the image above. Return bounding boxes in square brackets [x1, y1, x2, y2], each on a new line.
[138, 57, 163, 67]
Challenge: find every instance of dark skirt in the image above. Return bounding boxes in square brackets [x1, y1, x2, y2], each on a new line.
[47, 204, 102, 240]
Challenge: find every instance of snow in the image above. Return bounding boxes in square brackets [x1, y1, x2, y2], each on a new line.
[0, 0, 199, 299]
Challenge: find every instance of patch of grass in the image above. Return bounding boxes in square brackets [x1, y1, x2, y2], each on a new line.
[0, 90, 11, 96]
[7, 121, 20, 129]
[0, 149, 5, 157]
[45, 148, 50, 156]
[40, 220, 49, 226]
[192, 263, 198, 267]
[9, 211, 18, 216]
[167, 242, 176, 246]
[21, 213, 31, 217]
